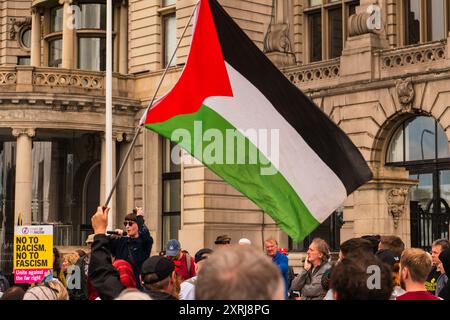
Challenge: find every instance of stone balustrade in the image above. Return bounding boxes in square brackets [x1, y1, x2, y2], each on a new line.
[377, 40, 448, 78]
[283, 58, 341, 90]
[0, 66, 137, 103]
[33, 68, 104, 89]
[0, 68, 17, 85]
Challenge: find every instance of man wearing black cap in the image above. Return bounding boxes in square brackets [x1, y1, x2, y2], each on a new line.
[179, 248, 213, 300]
[89, 206, 176, 300]
[140, 256, 179, 300]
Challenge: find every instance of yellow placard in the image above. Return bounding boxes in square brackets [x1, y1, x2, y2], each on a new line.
[14, 234, 53, 270]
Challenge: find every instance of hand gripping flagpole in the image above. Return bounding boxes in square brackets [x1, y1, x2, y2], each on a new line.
[103, 1, 200, 209]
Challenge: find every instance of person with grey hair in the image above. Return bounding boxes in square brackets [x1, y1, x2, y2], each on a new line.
[196, 245, 285, 300]
[290, 238, 331, 300]
[425, 238, 450, 295]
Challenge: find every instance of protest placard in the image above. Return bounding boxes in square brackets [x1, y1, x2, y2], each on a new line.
[14, 225, 53, 284]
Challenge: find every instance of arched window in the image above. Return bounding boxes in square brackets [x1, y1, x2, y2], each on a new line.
[386, 116, 450, 250]
[386, 116, 450, 164]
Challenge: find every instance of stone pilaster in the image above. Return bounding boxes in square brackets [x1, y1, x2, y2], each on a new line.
[12, 128, 36, 226]
[343, 166, 417, 247]
[340, 0, 389, 81]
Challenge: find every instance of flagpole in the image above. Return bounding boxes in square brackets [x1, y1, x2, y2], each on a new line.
[105, 0, 113, 230]
[103, 1, 200, 209]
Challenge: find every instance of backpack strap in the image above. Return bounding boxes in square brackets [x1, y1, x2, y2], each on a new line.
[185, 252, 191, 275]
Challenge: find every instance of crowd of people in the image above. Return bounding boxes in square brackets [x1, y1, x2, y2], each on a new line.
[1, 205, 449, 301]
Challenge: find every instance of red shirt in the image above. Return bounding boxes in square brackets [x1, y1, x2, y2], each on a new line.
[175, 253, 196, 281]
[396, 291, 441, 300]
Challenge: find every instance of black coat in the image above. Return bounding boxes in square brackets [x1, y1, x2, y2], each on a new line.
[88, 234, 126, 300]
[109, 216, 153, 287]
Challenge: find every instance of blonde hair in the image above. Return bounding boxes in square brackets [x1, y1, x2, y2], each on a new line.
[264, 237, 278, 246]
[400, 248, 432, 283]
[63, 252, 80, 266]
[46, 279, 69, 300]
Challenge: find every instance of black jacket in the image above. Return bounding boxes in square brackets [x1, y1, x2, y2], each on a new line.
[110, 216, 153, 288]
[89, 234, 126, 300]
[88, 235, 177, 300]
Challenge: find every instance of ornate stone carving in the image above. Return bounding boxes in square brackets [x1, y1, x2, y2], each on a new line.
[263, 0, 296, 66]
[12, 128, 36, 138]
[396, 79, 415, 112]
[264, 23, 292, 54]
[9, 17, 31, 41]
[387, 187, 409, 228]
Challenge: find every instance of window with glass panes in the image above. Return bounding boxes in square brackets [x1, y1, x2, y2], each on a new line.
[161, 139, 181, 247]
[161, 0, 177, 68]
[76, 3, 107, 71]
[402, 0, 450, 45]
[304, 0, 360, 63]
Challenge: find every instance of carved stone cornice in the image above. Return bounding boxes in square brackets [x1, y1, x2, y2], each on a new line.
[12, 128, 36, 138]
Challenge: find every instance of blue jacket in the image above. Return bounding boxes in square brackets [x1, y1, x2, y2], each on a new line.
[110, 215, 153, 288]
[272, 251, 289, 298]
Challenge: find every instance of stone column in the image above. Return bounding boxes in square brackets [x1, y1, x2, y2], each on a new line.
[119, 0, 128, 74]
[60, 0, 75, 69]
[13, 128, 36, 225]
[100, 133, 117, 228]
[30, 7, 42, 67]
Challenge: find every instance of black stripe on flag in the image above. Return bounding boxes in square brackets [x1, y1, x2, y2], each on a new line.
[209, 0, 372, 195]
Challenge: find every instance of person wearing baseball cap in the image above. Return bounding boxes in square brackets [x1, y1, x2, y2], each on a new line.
[179, 248, 213, 300]
[214, 234, 231, 248]
[140, 256, 178, 300]
[165, 239, 196, 281]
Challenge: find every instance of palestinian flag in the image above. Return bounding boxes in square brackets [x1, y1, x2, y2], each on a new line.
[144, 0, 372, 241]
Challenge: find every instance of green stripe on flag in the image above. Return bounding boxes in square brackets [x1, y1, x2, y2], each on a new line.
[146, 104, 319, 241]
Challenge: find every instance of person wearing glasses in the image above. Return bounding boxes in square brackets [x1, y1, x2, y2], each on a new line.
[110, 207, 153, 290]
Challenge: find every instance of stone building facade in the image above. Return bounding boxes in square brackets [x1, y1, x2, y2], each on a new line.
[1, 0, 450, 273]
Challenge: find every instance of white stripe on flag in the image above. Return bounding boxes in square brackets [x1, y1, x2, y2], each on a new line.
[204, 63, 347, 222]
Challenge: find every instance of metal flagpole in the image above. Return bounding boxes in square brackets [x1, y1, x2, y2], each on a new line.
[103, 1, 200, 209]
[105, 0, 113, 230]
